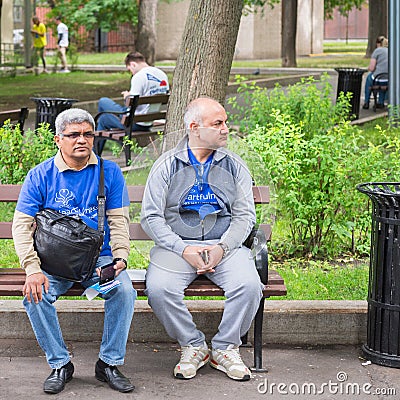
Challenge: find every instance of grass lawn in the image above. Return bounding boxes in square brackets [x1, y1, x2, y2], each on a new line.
[271, 258, 369, 300]
[0, 71, 130, 111]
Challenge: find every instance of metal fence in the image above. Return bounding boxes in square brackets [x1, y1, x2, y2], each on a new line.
[0, 43, 25, 76]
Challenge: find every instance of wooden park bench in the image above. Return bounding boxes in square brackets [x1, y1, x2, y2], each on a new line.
[94, 93, 170, 166]
[0, 184, 286, 372]
[0, 107, 29, 133]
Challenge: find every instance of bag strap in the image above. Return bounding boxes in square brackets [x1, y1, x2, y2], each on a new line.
[97, 158, 105, 232]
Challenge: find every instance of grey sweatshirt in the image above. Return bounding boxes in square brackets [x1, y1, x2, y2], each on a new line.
[140, 135, 256, 255]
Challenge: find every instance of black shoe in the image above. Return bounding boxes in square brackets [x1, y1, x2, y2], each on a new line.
[362, 103, 369, 109]
[43, 361, 74, 394]
[376, 103, 385, 109]
[95, 360, 135, 393]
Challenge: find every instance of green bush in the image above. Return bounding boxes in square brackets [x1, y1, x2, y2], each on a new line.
[229, 75, 400, 258]
[229, 74, 351, 134]
[0, 121, 56, 184]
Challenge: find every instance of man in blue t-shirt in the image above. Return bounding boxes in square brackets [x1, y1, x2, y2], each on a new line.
[12, 108, 135, 394]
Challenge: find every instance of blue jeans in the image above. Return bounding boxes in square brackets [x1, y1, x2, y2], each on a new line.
[23, 256, 136, 369]
[364, 72, 387, 105]
[96, 97, 151, 153]
[97, 97, 126, 131]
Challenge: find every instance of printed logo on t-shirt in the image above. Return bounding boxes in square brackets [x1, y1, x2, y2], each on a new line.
[146, 73, 168, 87]
[55, 189, 75, 207]
[54, 188, 98, 219]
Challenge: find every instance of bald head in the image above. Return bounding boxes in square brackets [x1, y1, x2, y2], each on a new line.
[185, 97, 229, 151]
[184, 97, 225, 129]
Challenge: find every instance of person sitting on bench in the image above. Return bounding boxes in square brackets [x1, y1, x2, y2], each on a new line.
[141, 97, 264, 382]
[363, 36, 388, 110]
[96, 52, 169, 153]
[12, 108, 136, 395]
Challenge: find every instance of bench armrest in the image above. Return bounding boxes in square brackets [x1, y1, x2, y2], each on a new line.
[243, 224, 269, 284]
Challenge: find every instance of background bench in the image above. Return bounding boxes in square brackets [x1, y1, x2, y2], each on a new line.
[371, 72, 389, 112]
[0, 107, 29, 133]
[0, 184, 286, 372]
[94, 94, 169, 166]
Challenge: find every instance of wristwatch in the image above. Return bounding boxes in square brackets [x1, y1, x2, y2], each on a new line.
[218, 242, 229, 258]
[113, 258, 127, 268]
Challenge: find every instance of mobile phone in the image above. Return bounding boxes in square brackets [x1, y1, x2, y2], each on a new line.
[201, 249, 209, 264]
[100, 262, 116, 285]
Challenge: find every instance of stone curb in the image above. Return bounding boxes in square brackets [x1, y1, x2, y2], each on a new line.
[0, 299, 367, 345]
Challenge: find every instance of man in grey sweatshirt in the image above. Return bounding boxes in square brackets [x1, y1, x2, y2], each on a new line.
[141, 97, 264, 382]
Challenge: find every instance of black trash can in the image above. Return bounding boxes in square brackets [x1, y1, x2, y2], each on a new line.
[357, 182, 400, 368]
[335, 68, 367, 120]
[31, 97, 78, 133]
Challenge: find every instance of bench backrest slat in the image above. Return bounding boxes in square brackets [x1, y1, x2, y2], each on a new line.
[120, 94, 169, 128]
[0, 185, 271, 241]
[133, 94, 169, 125]
[0, 185, 22, 201]
[137, 94, 170, 105]
[133, 112, 167, 123]
[0, 108, 29, 131]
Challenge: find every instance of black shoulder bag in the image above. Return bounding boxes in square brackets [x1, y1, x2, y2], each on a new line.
[33, 159, 105, 282]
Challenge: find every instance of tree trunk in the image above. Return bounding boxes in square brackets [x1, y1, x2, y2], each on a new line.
[135, 0, 158, 65]
[366, 0, 388, 58]
[163, 0, 244, 150]
[281, 0, 297, 67]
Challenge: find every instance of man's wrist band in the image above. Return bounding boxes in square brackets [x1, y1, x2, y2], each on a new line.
[217, 242, 229, 258]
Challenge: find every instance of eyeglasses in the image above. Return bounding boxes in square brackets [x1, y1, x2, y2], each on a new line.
[59, 132, 95, 139]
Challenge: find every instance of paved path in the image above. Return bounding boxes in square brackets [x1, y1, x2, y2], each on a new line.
[1, 339, 399, 399]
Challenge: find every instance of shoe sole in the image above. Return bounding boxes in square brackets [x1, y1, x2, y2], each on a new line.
[210, 359, 250, 381]
[174, 355, 210, 379]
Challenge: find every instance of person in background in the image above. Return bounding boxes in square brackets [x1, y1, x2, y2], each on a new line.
[12, 108, 136, 395]
[55, 16, 70, 73]
[363, 36, 388, 110]
[31, 16, 48, 74]
[95, 51, 169, 153]
[141, 97, 264, 382]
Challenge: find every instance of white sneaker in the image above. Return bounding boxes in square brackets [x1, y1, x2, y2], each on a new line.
[58, 68, 71, 73]
[210, 345, 251, 381]
[174, 342, 210, 379]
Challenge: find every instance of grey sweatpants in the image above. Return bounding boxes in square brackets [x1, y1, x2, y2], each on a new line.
[144, 242, 264, 350]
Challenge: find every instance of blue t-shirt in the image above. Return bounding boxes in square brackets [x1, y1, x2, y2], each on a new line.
[16, 155, 130, 257]
[182, 148, 221, 218]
